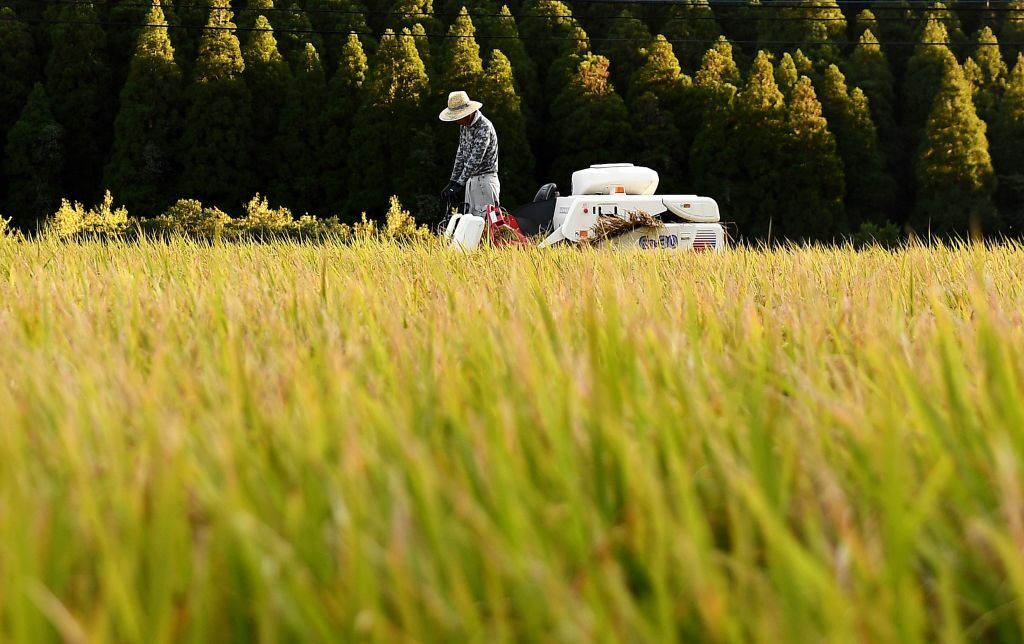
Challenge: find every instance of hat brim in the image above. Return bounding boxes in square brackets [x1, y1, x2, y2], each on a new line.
[439, 101, 483, 121]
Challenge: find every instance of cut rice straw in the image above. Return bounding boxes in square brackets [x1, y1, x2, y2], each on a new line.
[586, 209, 663, 243]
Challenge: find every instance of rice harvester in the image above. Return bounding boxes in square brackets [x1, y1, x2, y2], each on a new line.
[444, 164, 726, 251]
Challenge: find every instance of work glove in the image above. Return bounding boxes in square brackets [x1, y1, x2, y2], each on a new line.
[441, 180, 463, 200]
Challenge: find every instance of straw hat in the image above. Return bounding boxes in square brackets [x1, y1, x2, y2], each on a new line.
[439, 90, 483, 122]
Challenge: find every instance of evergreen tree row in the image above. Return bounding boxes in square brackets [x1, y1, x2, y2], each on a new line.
[1, 0, 1024, 240]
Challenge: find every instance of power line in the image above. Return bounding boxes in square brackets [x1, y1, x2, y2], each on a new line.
[39, 0, 620, 20]
[41, 0, 1024, 7]
[11, 4, 1024, 34]
[3, 15, 1019, 47]
[8, 0, 1023, 47]
[32, 0, 1024, 17]
[575, 0, 1020, 5]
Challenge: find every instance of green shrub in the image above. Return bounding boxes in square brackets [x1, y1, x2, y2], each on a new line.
[0, 215, 20, 241]
[232, 194, 294, 239]
[226, 195, 356, 241]
[291, 215, 353, 242]
[149, 198, 232, 241]
[45, 191, 129, 239]
[350, 197, 432, 243]
[37, 193, 430, 244]
[382, 195, 432, 243]
[353, 212, 378, 241]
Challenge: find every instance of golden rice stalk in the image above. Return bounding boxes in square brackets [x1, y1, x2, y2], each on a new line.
[489, 224, 525, 245]
[586, 209, 663, 243]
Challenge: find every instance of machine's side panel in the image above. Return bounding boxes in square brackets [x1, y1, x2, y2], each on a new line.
[608, 223, 726, 252]
[554, 198, 597, 243]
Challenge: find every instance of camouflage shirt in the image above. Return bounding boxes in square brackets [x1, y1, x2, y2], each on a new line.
[450, 112, 498, 185]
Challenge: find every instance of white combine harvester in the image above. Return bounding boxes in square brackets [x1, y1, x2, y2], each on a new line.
[445, 164, 726, 251]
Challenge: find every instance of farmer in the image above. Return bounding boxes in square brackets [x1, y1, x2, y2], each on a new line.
[439, 90, 499, 217]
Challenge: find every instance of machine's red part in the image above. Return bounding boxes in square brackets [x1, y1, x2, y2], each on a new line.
[485, 205, 531, 247]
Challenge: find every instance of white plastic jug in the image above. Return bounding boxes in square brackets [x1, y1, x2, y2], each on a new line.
[443, 214, 463, 240]
[451, 214, 485, 249]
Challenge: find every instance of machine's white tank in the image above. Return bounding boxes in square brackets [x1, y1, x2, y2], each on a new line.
[571, 164, 659, 196]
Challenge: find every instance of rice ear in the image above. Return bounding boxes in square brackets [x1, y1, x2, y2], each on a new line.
[585, 210, 663, 243]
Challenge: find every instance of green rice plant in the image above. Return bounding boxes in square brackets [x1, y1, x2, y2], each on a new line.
[1, 240, 1024, 642]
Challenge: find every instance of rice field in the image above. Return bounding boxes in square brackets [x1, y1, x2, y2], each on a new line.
[2, 237, 1024, 642]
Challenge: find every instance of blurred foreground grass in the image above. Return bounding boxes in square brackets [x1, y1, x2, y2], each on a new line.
[2, 238, 1024, 642]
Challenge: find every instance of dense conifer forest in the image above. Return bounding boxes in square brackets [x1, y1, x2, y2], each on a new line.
[1, 0, 1023, 240]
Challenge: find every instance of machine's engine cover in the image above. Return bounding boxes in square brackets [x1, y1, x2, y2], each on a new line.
[571, 164, 659, 196]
